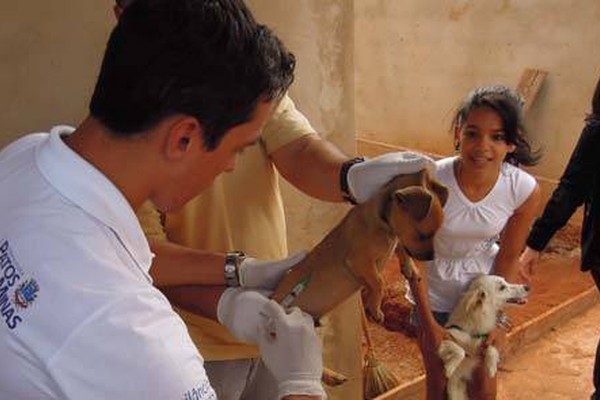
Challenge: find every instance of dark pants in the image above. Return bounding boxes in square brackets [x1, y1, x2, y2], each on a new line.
[409, 308, 451, 327]
[591, 270, 600, 400]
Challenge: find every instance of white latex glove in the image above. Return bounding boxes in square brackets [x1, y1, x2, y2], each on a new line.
[346, 151, 436, 203]
[258, 300, 326, 400]
[238, 250, 308, 290]
[217, 288, 271, 344]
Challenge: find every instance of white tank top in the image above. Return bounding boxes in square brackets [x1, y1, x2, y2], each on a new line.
[418, 156, 537, 312]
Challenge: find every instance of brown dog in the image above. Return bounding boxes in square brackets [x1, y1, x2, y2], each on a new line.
[271, 169, 448, 322]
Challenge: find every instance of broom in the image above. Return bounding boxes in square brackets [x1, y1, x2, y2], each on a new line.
[361, 298, 400, 399]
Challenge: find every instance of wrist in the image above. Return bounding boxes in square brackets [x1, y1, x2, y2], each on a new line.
[339, 157, 365, 205]
[224, 250, 245, 287]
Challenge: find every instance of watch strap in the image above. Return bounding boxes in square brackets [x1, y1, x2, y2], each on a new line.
[340, 157, 365, 205]
[224, 251, 245, 287]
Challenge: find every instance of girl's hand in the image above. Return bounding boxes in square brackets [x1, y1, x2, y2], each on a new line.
[518, 246, 541, 284]
[482, 326, 507, 354]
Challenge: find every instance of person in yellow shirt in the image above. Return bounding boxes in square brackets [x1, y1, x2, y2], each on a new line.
[115, 1, 434, 399]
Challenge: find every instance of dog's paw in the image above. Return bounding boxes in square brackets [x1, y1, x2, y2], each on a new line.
[368, 307, 385, 324]
[439, 341, 464, 378]
[484, 346, 500, 378]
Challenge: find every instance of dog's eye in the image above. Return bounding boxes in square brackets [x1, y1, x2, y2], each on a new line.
[418, 233, 433, 241]
[500, 284, 507, 291]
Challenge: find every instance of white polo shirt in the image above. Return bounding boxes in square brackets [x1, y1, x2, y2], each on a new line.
[0, 127, 216, 399]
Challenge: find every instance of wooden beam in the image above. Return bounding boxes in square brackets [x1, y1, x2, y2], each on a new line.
[516, 68, 548, 113]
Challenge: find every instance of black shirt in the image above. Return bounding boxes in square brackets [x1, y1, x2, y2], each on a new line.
[527, 119, 600, 271]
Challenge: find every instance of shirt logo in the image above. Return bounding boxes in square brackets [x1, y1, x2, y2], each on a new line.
[183, 379, 217, 400]
[0, 239, 37, 330]
[14, 279, 39, 309]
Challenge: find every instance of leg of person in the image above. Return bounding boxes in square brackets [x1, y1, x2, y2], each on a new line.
[593, 338, 600, 400]
[418, 329, 449, 400]
[239, 358, 279, 400]
[466, 327, 507, 400]
[410, 308, 451, 400]
[590, 270, 600, 400]
[321, 292, 364, 400]
[467, 367, 497, 400]
[204, 359, 257, 400]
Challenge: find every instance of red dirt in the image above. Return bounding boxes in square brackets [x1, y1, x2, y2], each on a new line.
[365, 223, 595, 385]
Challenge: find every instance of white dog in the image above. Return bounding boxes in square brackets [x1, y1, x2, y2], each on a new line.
[438, 275, 530, 400]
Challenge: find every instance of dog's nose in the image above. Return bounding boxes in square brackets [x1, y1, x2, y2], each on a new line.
[524, 284, 531, 292]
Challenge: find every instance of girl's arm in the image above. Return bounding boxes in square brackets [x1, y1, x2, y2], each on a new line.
[493, 183, 542, 282]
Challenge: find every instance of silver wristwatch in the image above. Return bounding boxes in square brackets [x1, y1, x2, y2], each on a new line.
[224, 250, 245, 287]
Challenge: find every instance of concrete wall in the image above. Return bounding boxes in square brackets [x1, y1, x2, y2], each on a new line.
[0, 1, 113, 148]
[0, 0, 354, 250]
[2, 0, 596, 241]
[355, 0, 600, 183]
[248, 0, 356, 251]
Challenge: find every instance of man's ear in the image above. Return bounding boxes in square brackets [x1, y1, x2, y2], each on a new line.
[164, 116, 204, 161]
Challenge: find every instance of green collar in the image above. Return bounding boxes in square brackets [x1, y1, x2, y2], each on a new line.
[447, 324, 489, 340]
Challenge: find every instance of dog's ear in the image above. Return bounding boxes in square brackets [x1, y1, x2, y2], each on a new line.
[465, 287, 487, 311]
[428, 178, 449, 207]
[394, 187, 433, 221]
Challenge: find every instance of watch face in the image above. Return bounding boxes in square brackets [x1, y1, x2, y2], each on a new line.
[225, 263, 236, 274]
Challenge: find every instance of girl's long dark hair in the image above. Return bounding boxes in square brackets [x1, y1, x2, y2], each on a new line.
[451, 85, 541, 166]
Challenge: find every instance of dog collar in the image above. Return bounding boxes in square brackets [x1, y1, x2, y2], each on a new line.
[446, 324, 489, 340]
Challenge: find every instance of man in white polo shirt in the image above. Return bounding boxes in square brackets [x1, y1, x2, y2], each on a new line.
[0, 0, 325, 399]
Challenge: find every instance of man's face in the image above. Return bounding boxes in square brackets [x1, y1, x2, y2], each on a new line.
[152, 99, 275, 212]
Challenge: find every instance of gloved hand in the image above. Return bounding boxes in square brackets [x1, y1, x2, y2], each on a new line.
[346, 151, 436, 203]
[238, 250, 308, 290]
[258, 300, 326, 399]
[217, 288, 271, 344]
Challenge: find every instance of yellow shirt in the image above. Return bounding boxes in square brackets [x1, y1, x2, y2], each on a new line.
[136, 95, 316, 361]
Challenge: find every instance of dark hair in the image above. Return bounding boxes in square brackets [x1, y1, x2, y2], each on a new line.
[91, 0, 295, 150]
[451, 85, 540, 166]
[115, 0, 135, 8]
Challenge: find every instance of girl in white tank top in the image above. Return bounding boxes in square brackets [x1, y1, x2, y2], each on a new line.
[410, 86, 541, 321]
[408, 85, 541, 400]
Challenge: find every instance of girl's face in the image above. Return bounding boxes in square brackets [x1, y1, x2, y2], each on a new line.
[456, 106, 516, 171]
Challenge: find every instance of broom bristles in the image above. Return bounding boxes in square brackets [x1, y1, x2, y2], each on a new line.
[364, 352, 400, 400]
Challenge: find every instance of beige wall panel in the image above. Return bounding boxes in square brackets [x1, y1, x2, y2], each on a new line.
[248, 0, 356, 251]
[0, 1, 113, 148]
[355, 0, 600, 180]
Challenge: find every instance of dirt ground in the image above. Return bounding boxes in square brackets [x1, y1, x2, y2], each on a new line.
[364, 222, 596, 393]
[497, 301, 600, 399]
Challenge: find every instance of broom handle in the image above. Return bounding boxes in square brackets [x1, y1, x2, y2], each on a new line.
[396, 250, 439, 331]
[360, 297, 375, 352]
